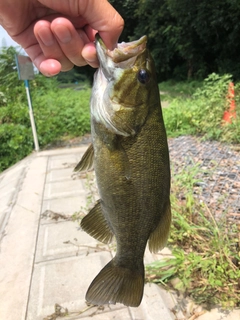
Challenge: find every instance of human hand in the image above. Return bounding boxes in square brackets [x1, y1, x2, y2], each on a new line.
[0, 0, 124, 76]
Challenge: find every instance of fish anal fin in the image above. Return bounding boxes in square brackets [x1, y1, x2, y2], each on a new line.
[81, 200, 113, 244]
[86, 259, 144, 307]
[74, 143, 94, 172]
[148, 199, 171, 254]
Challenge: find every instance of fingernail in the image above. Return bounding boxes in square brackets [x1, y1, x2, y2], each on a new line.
[54, 26, 72, 44]
[38, 27, 54, 46]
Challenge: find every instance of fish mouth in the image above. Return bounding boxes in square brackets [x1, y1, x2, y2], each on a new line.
[96, 34, 147, 63]
[92, 35, 148, 137]
[95, 34, 147, 74]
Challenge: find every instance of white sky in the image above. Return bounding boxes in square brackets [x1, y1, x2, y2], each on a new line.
[0, 26, 19, 47]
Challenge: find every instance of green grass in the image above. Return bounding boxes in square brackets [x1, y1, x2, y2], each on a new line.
[159, 79, 203, 101]
[0, 78, 91, 172]
[33, 87, 91, 145]
[145, 165, 240, 309]
[161, 73, 240, 143]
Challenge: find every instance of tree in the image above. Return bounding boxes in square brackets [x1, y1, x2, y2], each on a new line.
[132, 0, 240, 80]
[0, 46, 26, 106]
[109, 0, 139, 41]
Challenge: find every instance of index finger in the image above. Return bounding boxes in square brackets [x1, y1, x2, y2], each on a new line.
[38, 0, 124, 49]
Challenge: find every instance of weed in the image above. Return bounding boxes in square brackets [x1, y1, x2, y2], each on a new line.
[43, 303, 106, 320]
[162, 73, 240, 143]
[0, 79, 91, 172]
[71, 171, 98, 223]
[146, 165, 240, 309]
[159, 80, 203, 101]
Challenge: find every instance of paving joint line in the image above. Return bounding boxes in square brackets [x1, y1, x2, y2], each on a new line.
[24, 155, 49, 320]
[0, 164, 28, 246]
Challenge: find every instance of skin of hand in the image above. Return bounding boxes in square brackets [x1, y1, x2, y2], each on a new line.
[0, 0, 124, 76]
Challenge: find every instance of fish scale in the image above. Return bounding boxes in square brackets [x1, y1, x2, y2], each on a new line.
[75, 34, 171, 307]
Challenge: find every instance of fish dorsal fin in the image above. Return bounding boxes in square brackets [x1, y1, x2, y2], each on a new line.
[74, 144, 94, 172]
[81, 200, 114, 244]
[148, 199, 171, 253]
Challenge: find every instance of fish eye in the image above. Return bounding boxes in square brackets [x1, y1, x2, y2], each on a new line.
[137, 69, 150, 84]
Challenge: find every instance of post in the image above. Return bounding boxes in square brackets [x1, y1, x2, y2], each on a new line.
[222, 81, 237, 124]
[24, 80, 40, 152]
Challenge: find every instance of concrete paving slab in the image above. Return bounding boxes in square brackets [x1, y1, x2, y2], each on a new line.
[26, 253, 112, 320]
[129, 283, 175, 320]
[0, 205, 10, 233]
[42, 303, 133, 320]
[197, 309, 240, 320]
[78, 306, 133, 320]
[181, 299, 240, 320]
[48, 156, 77, 170]
[0, 156, 48, 320]
[43, 179, 85, 200]
[46, 154, 80, 171]
[37, 146, 87, 158]
[1, 145, 239, 320]
[0, 160, 26, 189]
[41, 195, 87, 219]
[0, 161, 28, 239]
[35, 220, 106, 262]
[45, 167, 76, 183]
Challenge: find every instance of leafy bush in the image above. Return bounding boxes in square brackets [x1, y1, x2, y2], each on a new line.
[0, 46, 91, 172]
[33, 88, 91, 146]
[0, 49, 90, 172]
[0, 123, 32, 170]
[162, 73, 240, 142]
[159, 79, 203, 101]
[0, 86, 91, 172]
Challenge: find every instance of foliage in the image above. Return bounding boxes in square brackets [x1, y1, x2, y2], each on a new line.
[33, 88, 91, 147]
[109, 0, 139, 42]
[159, 80, 203, 101]
[107, 0, 240, 81]
[0, 46, 26, 104]
[146, 165, 240, 309]
[56, 66, 90, 84]
[162, 73, 240, 142]
[0, 123, 33, 170]
[0, 86, 91, 172]
[43, 0, 240, 82]
[0, 46, 91, 173]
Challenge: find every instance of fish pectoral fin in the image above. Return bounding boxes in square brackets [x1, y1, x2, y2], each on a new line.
[81, 200, 113, 244]
[86, 259, 144, 307]
[148, 199, 171, 254]
[74, 143, 94, 172]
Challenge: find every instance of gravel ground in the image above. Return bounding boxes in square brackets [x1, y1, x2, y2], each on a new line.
[168, 136, 240, 238]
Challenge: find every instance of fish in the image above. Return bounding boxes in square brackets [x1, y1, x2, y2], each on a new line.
[74, 34, 171, 307]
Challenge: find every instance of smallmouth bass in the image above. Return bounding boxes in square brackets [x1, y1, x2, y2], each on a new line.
[75, 34, 171, 307]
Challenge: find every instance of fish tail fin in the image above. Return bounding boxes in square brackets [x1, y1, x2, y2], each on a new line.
[86, 259, 144, 307]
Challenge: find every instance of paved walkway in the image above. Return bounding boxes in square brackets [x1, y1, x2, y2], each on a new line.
[0, 146, 239, 320]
